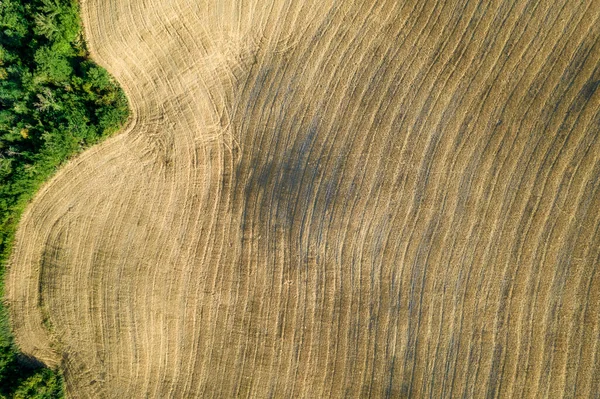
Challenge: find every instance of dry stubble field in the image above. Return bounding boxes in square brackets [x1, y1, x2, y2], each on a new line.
[5, 0, 600, 397]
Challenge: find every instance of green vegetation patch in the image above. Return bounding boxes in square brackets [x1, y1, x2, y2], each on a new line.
[0, 0, 129, 396]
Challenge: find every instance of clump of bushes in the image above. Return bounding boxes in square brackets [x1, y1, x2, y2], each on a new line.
[0, 0, 129, 396]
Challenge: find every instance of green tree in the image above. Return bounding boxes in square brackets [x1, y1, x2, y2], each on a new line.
[0, 0, 129, 396]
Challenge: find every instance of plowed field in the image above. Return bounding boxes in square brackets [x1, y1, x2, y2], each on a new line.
[6, 0, 600, 397]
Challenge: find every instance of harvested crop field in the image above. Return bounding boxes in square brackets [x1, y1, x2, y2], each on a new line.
[6, 0, 600, 397]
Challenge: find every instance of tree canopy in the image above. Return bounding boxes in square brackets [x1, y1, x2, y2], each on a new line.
[0, 0, 129, 396]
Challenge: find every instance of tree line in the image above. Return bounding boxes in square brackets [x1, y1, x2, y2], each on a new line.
[0, 0, 129, 396]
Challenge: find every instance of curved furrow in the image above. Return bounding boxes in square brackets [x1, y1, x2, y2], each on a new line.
[5, 0, 600, 397]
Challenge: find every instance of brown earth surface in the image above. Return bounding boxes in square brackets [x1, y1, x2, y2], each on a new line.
[6, 0, 600, 397]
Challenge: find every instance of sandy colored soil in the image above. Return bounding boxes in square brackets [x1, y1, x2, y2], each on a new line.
[6, 0, 600, 397]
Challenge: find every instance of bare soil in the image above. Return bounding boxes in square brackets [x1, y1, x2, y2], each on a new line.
[6, 0, 600, 397]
